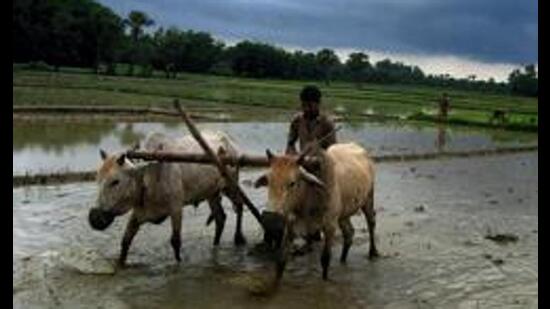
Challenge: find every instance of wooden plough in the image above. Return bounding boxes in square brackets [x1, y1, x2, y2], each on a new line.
[124, 100, 336, 229]
[169, 100, 265, 227]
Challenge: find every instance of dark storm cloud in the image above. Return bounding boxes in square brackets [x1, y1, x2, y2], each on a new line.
[99, 0, 537, 64]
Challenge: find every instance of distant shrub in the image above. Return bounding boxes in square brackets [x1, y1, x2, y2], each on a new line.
[17, 61, 53, 72]
[106, 63, 117, 75]
[138, 65, 154, 77]
[125, 65, 135, 76]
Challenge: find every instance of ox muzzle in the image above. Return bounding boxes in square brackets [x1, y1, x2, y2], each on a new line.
[261, 210, 286, 249]
[88, 207, 116, 231]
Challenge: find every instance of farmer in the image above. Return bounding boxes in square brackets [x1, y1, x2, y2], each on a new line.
[286, 85, 337, 154]
[284, 85, 337, 252]
[438, 92, 451, 122]
[254, 85, 337, 254]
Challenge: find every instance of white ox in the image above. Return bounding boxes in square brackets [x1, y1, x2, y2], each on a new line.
[88, 131, 246, 266]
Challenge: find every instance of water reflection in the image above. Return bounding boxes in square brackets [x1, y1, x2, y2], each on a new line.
[13, 122, 117, 154]
[117, 123, 146, 146]
[13, 121, 537, 175]
[436, 124, 447, 152]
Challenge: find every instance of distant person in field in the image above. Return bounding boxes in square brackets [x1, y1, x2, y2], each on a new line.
[286, 85, 337, 155]
[438, 92, 451, 122]
[489, 109, 508, 125]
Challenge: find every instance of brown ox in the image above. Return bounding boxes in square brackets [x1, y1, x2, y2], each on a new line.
[256, 142, 379, 280]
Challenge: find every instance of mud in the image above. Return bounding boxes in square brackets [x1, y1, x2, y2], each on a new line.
[13, 152, 538, 308]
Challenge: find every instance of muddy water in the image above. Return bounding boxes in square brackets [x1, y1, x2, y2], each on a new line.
[13, 152, 538, 308]
[13, 121, 537, 175]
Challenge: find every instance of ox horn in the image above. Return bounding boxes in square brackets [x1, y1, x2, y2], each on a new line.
[100, 149, 108, 160]
[266, 149, 275, 162]
[116, 154, 127, 166]
[298, 166, 326, 189]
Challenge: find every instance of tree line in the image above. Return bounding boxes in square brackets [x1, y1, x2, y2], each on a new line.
[13, 0, 537, 97]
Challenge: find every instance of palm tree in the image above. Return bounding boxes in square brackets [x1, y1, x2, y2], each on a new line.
[125, 11, 154, 43]
[124, 11, 154, 75]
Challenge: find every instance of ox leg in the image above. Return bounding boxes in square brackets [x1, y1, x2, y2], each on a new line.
[233, 201, 247, 246]
[224, 189, 247, 246]
[119, 214, 140, 267]
[339, 218, 355, 263]
[276, 224, 294, 281]
[170, 208, 182, 262]
[321, 224, 336, 280]
[362, 190, 380, 259]
[208, 195, 226, 246]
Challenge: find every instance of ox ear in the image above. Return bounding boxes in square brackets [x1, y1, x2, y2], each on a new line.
[254, 174, 269, 188]
[298, 166, 326, 190]
[116, 154, 127, 166]
[266, 149, 274, 162]
[100, 149, 108, 160]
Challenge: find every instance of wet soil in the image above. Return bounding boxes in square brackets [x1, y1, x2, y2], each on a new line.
[13, 152, 538, 309]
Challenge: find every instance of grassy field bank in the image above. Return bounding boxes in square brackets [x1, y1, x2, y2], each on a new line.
[13, 68, 538, 130]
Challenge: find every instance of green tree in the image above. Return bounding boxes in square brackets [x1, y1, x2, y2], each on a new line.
[152, 27, 183, 78]
[180, 30, 224, 73]
[152, 28, 224, 77]
[227, 41, 292, 78]
[291, 51, 319, 80]
[508, 64, 538, 97]
[90, 4, 124, 73]
[345, 52, 370, 88]
[13, 0, 124, 70]
[316, 48, 340, 85]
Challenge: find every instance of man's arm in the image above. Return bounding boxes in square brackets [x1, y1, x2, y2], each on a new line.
[321, 117, 337, 149]
[285, 117, 299, 155]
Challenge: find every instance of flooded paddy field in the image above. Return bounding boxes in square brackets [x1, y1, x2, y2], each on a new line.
[13, 152, 538, 308]
[13, 120, 537, 176]
[13, 118, 538, 308]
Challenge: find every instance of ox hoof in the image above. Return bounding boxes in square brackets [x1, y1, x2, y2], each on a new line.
[234, 234, 247, 246]
[116, 260, 127, 269]
[368, 249, 380, 260]
[292, 244, 313, 257]
[249, 242, 272, 255]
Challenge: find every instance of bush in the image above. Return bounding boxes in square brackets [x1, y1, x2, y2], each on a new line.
[138, 65, 153, 77]
[21, 61, 53, 72]
[106, 63, 117, 75]
[125, 65, 135, 76]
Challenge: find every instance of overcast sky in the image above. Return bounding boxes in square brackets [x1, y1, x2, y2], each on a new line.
[98, 0, 537, 81]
